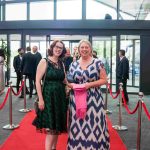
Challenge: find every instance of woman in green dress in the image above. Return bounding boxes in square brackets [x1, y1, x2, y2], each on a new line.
[32, 40, 67, 150]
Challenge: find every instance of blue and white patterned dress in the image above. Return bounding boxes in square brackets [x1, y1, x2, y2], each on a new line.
[67, 58, 110, 150]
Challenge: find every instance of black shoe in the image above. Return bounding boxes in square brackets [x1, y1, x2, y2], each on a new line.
[29, 95, 32, 98]
[19, 95, 24, 98]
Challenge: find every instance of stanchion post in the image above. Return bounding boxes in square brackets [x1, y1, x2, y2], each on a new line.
[137, 92, 143, 150]
[112, 82, 128, 131]
[105, 80, 112, 114]
[119, 83, 123, 127]
[22, 75, 26, 110]
[19, 75, 31, 113]
[3, 81, 19, 130]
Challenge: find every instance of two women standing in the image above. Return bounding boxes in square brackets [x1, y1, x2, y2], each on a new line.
[33, 40, 110, 150]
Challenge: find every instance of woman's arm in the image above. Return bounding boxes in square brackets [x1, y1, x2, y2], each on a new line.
[36, 59, 47, 110]
[85, 67, 107, 89]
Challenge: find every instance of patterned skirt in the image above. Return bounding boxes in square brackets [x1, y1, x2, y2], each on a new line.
[67, 89, 110, 150]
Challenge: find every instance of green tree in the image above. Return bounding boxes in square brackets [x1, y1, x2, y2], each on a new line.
[0, 39, 10, 68]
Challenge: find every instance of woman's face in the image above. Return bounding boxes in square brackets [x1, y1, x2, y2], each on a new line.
[79, 42, 91, 58]
[53, 42, 63, 57]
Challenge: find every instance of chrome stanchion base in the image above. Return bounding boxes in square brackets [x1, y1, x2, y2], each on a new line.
[3, 124, 19, 130]
[106, 109, 112, 114]
[18, 108, 31, 112]
[112, 125, 128, 131]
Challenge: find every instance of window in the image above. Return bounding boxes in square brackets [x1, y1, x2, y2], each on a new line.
[57, 0, 82, 20]
[5, 3, 27, 21]
[120, 12, 135, 20]
[0, 35, 7, 46]
[86, 0, 117, 19]
[9, 34, 21, 80]
[120, 35, 140, 90]
[0, 5, 2, 21]
[145, 13, 150, 20]
[30, 1, 54, 20]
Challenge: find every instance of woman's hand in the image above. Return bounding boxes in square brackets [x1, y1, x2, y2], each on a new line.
[66, 86, 71, 96]
[38, 100, 45, 111]
[67, 82, 74, 89]
[63, 78, 68, 84]
[85, 82, 90, 90]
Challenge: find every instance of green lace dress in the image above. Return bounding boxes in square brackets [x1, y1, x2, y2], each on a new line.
[32, 59, 67, 134]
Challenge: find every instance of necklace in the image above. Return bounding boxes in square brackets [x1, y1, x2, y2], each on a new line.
[48, 57, 60, 69]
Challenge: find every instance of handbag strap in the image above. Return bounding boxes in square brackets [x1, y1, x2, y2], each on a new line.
[41, 58, 48, 91]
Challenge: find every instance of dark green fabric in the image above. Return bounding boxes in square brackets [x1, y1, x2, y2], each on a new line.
[32, 60, 67, 133]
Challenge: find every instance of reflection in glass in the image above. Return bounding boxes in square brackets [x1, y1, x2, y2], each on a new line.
[145, 13, 150, 20]
[57, 0, 82, 19]
[9, 34, 21, 81]
[0, 5, 2, 21]
[30, 1, 54, 20]
[26, 35, 47, 58]
[120, 35, 140, 92]
[5, 3, 27, 21]
[0, 35, 7, 41]
[120, 0, 150, 20]
[86, 0, 117, 19]
[120, 12, 135, 20]
[92, 36, 116, 92]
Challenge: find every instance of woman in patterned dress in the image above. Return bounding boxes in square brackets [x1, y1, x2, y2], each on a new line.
[67, 40, 110, 150]
[32, 40, 67, 150]
[0, 49, 5, 95]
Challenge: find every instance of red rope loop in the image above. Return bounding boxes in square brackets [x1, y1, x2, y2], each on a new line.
[0, 88, 11, 110]
[142, 102, 150, 120]
[107, 83, 120, 99]
[11, 81, 24, 96]
[122, 91, 139, 114]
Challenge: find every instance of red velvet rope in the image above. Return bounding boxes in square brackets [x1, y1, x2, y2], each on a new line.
[11, 81, 24, 96]
[122, 91, 140, 114]
[107, 83, 120, 99]
[142, 102, 150, 120]
[0, 88, 10, 110]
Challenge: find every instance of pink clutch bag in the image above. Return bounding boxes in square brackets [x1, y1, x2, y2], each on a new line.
[73, 84, 87, 119]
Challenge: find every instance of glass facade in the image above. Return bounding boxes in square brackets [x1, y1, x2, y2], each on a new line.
[9, 34, 21, 80]
[57, 0, 82, 19]
[5, 3, 27, 21]
[0, 0, 149, 21]
[120, 35, 140, 91]
[0, 0, 149, 93]
[30, 1, 54, 20]
[86, 0, 117, 19]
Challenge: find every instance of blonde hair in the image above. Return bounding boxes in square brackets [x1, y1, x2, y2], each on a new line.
[78, 39, 92, 50]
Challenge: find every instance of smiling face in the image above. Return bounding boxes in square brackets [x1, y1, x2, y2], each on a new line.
[53, 42, 64, 57]
[79, 42, 92, 58]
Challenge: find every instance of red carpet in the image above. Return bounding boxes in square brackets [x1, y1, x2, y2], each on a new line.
[1, 111, 127, 150]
